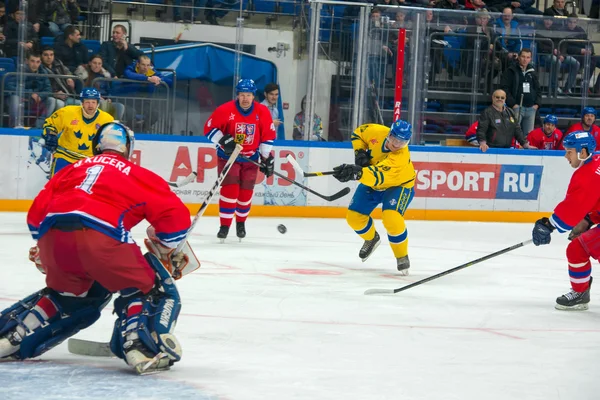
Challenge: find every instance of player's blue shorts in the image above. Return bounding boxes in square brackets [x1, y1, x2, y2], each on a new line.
[50, 157, 73, 177]
[349, 184, 414, 216]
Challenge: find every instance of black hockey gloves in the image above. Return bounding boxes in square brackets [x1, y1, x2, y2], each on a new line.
[219, 134, 236, 156]
[42, 129, 59, 153]
[333, 164, 363, 183]
[354, 149, 372, 167]
[260, 154, 275, 177]
[532, 217, 555, 246]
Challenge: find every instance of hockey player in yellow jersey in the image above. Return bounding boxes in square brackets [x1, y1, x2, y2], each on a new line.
[333, 120, 416, 275]
[41, 87, 114, 177]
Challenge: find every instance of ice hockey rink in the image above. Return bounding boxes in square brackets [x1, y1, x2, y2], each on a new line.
[1, 212, 599, 400]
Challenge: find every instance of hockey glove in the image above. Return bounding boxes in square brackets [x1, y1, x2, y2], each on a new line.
[260, 154, 275, 177]
[218, 134, 236, 156]
[354, 149, 372, 167]
[532, 217, 555, 246]
[333, 164, 363, 183]
[28, 245, 45, 274]
[568, 214, 594, 241]
[42, 129, 59, 153]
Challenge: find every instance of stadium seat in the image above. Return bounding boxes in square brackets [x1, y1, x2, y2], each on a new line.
[445, 103, 470, 113]
[41, 36, 55, 47]
[82, 39, 101, 56]
[554, 108, 578, 118]
[0, 58, 16, 78]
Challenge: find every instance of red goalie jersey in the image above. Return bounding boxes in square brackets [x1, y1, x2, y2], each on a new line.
[204, 100, 276, 161]
[27, 153, 191, 248]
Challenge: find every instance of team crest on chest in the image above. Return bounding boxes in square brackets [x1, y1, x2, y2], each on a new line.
[235, 123, 256, 145]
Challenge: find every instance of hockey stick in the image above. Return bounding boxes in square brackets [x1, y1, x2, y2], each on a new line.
[175, 144, 243, 253]
[240, 155, 351, 202]
[68, 338, 115, 357]
[286, 155, 336, 177]
[364, 239, 533, 295]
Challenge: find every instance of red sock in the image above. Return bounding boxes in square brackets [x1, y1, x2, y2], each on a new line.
[219, 184, 239, 227]
[566, 239, 592, 292]
[236, 188, 254, 223]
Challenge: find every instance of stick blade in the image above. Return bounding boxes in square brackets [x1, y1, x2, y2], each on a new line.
[68, 338, 115, 357]
[364, 288, 395, 295]
[325, 186, 351, 201]
[286, 154, 304, 176]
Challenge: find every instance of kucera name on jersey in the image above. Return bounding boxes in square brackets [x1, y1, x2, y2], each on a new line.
[74, 156, 132, 175]
[413, 162, 543, 200]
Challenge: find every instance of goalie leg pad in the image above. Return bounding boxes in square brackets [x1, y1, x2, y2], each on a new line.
[0, 283, 111, 359]
[110, 253, 183, 369]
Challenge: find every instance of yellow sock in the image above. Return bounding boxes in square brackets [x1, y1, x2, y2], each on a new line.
[346, 210, 376, 241]
[382, 210, 408, 258]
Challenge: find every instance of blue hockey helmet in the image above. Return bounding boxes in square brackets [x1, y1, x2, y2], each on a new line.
[236, 79, 257, 95]
[582, 106, 597, 118]
[92, 121, 135, 159]
[388, 119, 412, 148]
[80, 87, 101, 101]
[543, 114, 558, 125]
[562, 130, 596, 160]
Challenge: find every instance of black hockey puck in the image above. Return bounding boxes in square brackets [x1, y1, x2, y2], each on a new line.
[277, 224, 287, 234]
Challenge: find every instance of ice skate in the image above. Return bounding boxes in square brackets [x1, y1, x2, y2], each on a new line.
[236, 222, 246, 242]
[359, 232, 380, 262]
[396, 255, 410, 276]
[124, 340, 171, 375]
[0, 330, 23, 359]
[217, 225, 229, 243]
[555, 277, 592, 311]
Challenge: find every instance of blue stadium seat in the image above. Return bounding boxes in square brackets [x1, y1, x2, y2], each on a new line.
[538, 107, 553, 118]
[554, 108, 578, 118]
[41, 36, 55, 47]
[425, 101, 442, 111]
[424, 124, 445, 133]
[0, 58, 16, 78]
[445, 103, 470, 113]
[253, 0, 276, 13]
[82, 39, 101, 56]
[445, 125, 469, 135]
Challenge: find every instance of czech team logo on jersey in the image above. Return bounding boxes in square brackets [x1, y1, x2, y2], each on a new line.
[235, 123, 256, 145]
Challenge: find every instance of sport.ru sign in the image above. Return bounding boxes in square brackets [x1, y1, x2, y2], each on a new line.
[413, 162, 543, 200]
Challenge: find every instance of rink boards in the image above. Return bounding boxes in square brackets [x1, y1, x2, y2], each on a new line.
[0, 129, 571, 222]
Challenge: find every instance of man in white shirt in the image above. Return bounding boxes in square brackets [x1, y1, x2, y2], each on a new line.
[261, 82, 283, 131]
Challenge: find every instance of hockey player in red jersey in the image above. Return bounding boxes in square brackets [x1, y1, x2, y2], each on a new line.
[527, 114, 564, 150]
[0, 122, 197, 374]
[204, 79, 276, 241]
[566, 107, 600, 141]
[532, 130, 600, 310]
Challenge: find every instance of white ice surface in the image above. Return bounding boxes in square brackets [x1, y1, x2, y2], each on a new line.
[0, 212, 599, 400]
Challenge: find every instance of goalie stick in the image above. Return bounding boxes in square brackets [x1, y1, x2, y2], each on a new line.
[67, 145, 244, 358]
[286, 155, 336, 177]
[240, 155, 351, 202]
[364, 239, 533, 295]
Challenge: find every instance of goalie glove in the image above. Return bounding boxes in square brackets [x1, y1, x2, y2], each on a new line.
[28, 245, 45, 274]
[145, 226, 201, 280]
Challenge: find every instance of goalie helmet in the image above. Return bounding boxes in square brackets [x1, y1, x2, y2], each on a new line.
[236, 79, 257, 95]
[388, 119, 412, 148]
[92, 121, 135, 159]
[562, 131, 596, 158]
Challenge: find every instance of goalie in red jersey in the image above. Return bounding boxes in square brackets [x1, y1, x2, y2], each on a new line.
[0, 122, 199, 374]
[532, 130, 600, 310]
[204, 79, 276, 241]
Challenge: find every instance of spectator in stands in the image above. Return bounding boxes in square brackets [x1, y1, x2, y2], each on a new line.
[536, 16, 580, 95]
[527, 114, 564, 149]
[3, 8, 39, 58]
[494, 8, 522, 57]
[75, 54, 125, 120]
[6, 0, 49, 38]
[566, 107, 600, 140]
[500, 48, 541, 136]
[173, 0, 207, 23]
[261, 83, 283, 130]
[466, 9, 501, 80]
[367, 8, 393, 90]
[99, 24, 143, 78]
[0, 2, 6, 56]
[435, 0, 463, 11]
[6, 52, 53, 128]
[476, 89, 534, 151]
[465, 0, 487, 11]
[204, 0, 237, 25]
[123, 55, 172, 132]
[40, 46, 78, 115]
[53, 25, 88, 72]
[46, 0, 80, 37]
[561, 15, 600, 94]
[293, 95, 325, 141]
[544, 0, 568, 17]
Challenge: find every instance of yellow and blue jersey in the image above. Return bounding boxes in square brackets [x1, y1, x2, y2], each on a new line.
[43, 105, 114, 164]
[351, 124, 416, 190]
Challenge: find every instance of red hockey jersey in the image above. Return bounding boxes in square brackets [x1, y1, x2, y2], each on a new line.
[527, 127, 564, 150]
[566, 123, 600, 141]
[550, 155, 600, 233]
[27, 153, 191, 247]
[204, 100, 276, 161]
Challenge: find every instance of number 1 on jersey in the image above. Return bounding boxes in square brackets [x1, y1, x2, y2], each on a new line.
[77, 165, 104, 194]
